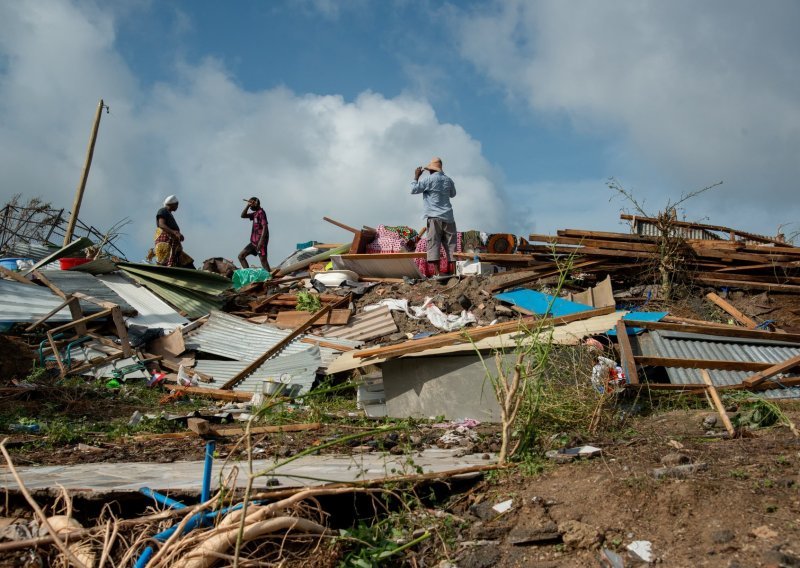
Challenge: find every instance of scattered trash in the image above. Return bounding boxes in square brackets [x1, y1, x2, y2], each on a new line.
[492, 499, 513, 514]
[545, 445, 602, 462]
[626, 540, 653, 562]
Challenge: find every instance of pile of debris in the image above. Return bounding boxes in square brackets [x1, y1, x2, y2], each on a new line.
[2, 209, 800, 422]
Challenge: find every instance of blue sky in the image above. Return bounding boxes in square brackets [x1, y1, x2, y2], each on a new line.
[1, 1, 799, 264]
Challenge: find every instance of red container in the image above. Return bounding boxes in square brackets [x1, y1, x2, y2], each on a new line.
[59, 257, 91, 270]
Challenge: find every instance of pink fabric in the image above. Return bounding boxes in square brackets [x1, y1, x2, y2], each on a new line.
[366, 225, 415, 254]
[415, 232, 463, 276]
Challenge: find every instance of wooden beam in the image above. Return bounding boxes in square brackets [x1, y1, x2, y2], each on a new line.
[635, 356, 772, 372]
[486, 259, 606, 293]
[0, 265, 34, 285]
[705, 292, 758, 328]
[701, 370, 735, 436]
[695, 277, 800, 294]
[163, 384, 253, 401]
[615, 320, 639, 385]
[353, 306, 617, 360]
[48, 307, 113, 336]
[221, 304, 333, 389]
[529, 233, 659, 253]
[323, 216, 359, 234]
[336, 252, 426, 260]
[32, 270, 67, 298]
[622, 319, 800, 344]
[741, 354, 800, 388]
[24, 297, 73, 331]
[698, 272, 800, 286]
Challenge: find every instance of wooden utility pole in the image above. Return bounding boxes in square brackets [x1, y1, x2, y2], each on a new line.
[63, 99, 108, 246]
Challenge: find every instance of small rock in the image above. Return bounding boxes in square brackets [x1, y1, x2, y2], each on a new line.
[712, 529, 735, 544]
[481, 453, 490, 460]
[750, 525, 778, 540]
[660, 453, 691, 467]
[763, 548, 800, 568]
[558, 520, 602, 550]
[774, 478, 795, 489]
[651, 462, 708, 479]
[351, 445, 374, 454]
[702, 415, 718, 429]
[469, 502, 499, 522]
[457, 544, 501, 568]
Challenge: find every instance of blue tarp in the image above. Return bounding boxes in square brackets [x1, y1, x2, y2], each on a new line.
[494, 289, 595, 317]
[607, 311, 668, 336]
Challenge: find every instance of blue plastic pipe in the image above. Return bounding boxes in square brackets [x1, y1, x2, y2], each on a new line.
[139, 487, 187, 510]
[201, 440, 215, 503]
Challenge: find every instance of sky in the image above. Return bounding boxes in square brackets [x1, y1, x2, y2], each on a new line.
[1, 0, 799, 265]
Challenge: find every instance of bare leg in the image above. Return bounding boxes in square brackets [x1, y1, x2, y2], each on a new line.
[238, 247, 250, 269]
[259, 255, 271, 271]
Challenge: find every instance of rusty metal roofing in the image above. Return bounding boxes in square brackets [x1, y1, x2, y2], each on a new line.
[319, 305, 397, 342]
[0, 279, 71, 323]
[38, 270, 136, 315]
[184, 311, 360, 369]
[96, 273, 189, 331]
[195, 345, 321, 394]
[634, 330, 800, 394]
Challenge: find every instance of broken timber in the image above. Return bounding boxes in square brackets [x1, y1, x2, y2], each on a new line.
[221, 304, 333, 389]
[353, 306, 616, 361]
[705, 292, 758, 328]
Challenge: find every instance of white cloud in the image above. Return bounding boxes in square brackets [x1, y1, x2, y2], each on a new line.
[0, 0, 505, 265]
[455, 0, 800, 236]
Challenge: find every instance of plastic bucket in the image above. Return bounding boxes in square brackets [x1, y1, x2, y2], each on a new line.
[0, 258, 27, 271]
[59, 257, 91, 270]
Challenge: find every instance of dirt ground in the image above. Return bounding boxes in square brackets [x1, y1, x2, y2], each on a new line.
[450, 408, 800, 568]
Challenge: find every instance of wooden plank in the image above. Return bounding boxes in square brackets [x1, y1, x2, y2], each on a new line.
[221, 304, 333, 389]
[163, 384, 253, 401]
[213, 422, 321, 437]
[615, 320, 639, 385]
[452, 252, 534, 264]
[557, 228, 657, 243]
[353, 306, 617, 360]
[705, 292, 758, 328]
[299, 337, 355, 352]
[715, 260, 800, 273]
[48, 307, 113, 336]
[741, 354, 800, 388]
[24, 297, 73, 331]
[275, 309, 351, 327]
[0, 265, 35, 285]
[635, 356, 772, 372]
[518, 244, 659, 260]
[32, 269, 67, 299]
[698, 272, 800, 286]
[661, 315, 737, 328]
[486, 259, 606, 293]
[529, 234, 659, 253]
[71, 291, 119, 310]
[66, 297, 88, 336]
[701, 370, 735, 436]
[359, 277, 406, 283]
[323, 216, 360, 234]
[622, 319, 800, 344]
[336, 252, 426, 260]
[110, 305, 133, 357]
[695, 277, 800, 294]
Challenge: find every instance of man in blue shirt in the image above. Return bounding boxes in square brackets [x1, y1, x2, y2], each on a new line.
[411, 157, 457, 277]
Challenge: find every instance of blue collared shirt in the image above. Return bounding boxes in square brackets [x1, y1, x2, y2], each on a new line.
[410, 171, 456, 223]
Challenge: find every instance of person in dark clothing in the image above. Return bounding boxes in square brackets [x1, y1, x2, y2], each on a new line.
[148, 195, 195, 268]
[238, 197, 270, 270]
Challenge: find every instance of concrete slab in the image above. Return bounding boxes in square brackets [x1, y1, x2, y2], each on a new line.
[1, 449, 494, 495]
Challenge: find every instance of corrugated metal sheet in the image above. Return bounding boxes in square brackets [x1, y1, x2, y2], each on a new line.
[632, 220, 719, 241]
[67, 258, 118, 275]
[332, 255, 423, 278]
[0, 280, 71, 323]
[195, 345, 321, 394]
[320, 305, 397, 342]
[22, 237, 93, 275]
[38, 271, 136, 315]
[1, 242, 55, 261]
[635, 330, 800, 387]
[122, 271, 222, 319]
[117, 262, 231, 296]
[96, 273, 189, 331]
[185, 311, 360, 369]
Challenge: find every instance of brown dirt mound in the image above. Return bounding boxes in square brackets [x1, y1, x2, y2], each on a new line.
[0, 335, 35, 382]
